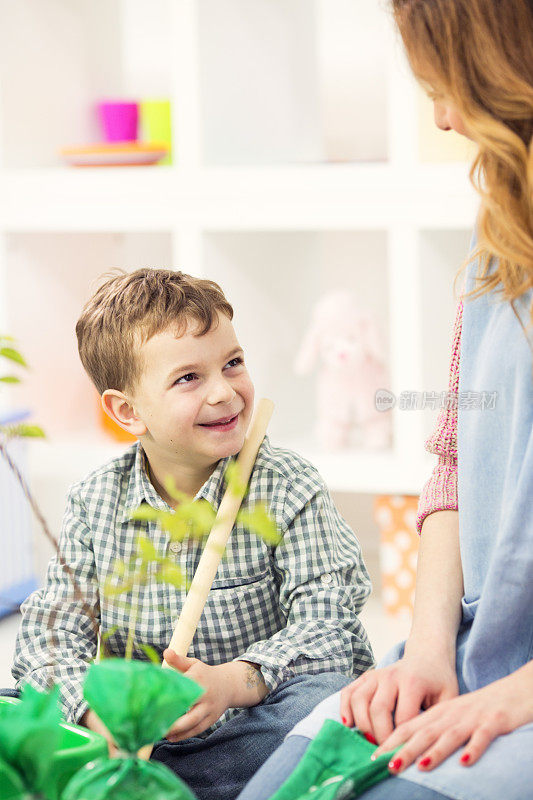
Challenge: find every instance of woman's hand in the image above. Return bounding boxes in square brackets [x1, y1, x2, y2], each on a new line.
[163, 649, 267, 742]
[372, 662, 533, 773]
[340, 647, 459, 745]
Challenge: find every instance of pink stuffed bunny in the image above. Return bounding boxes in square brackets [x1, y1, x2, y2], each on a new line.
[294, 290, 392, 450]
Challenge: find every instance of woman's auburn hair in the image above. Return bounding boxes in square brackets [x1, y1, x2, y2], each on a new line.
[392, 0, 533, 325]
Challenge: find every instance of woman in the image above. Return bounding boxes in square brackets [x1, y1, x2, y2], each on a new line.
[238, 1, 533, 798]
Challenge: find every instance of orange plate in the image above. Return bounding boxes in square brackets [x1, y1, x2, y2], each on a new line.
[60, 142, 169, 167]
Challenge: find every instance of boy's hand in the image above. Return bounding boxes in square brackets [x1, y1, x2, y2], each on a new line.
[81, 708, 119, 758]
[163, 649, 268, 742]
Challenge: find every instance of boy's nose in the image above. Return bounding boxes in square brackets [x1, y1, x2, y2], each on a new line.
[206, 377, 237, 405]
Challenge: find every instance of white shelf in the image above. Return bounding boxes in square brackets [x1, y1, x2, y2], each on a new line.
[282, 440, 433, 496]
[0, 1, 477, 499]
[0, 164, 477, 231]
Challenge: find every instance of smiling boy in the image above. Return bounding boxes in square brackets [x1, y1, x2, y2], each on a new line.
[13, 269, 374, 800]
[106, 309, 253, 502]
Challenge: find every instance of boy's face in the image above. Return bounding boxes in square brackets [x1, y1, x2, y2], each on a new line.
[129, 313, 255, 472]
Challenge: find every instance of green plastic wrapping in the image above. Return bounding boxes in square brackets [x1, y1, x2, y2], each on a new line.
[0, 757, 28, 800]
[61, 757, 197, 800]
[269, 720, 398, 800]
[62, 659, 204, 800]
[81, 659, 204, 752]
[0, 684, 62, 799]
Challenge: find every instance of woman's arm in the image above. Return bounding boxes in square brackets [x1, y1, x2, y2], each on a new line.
[340, 304, 465, 742]
[409, 301, 464, 661]
[406, 509, 463, 666]
[341, 509, 462, 742]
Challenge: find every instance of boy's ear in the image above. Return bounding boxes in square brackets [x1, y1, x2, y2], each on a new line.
[101, 390, 147, 436]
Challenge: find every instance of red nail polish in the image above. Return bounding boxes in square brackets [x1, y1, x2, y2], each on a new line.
[389, 757, 403, 771]
[419, 757, 432, 768]
[460, 753, 471, 765]
[341, 716, 347, 725]
[364, 732, 378, 745]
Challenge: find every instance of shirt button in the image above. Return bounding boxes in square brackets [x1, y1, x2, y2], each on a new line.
[321, 574, 333, 585]
[169, 542, 182, 554]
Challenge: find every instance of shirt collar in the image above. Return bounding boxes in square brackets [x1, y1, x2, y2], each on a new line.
[121, 443, 232, 523]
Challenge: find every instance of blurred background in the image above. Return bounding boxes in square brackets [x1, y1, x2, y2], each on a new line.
[0, 0, 478, 687]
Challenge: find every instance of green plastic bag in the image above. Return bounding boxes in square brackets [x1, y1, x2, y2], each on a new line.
[0, 757, 28, 800]
[62, 659, 204, 800]
[269, 720, 398, 800]
[0, 688, 108, 800]
[0, 684, 62, 800]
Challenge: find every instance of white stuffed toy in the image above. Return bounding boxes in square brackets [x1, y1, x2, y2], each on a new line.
[294, 290, 392, 450]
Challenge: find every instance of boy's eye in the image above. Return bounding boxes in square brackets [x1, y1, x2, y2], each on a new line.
[225, 356, 243, 369]
[175, 373, 197, 385]
[174, 357, 243, 386]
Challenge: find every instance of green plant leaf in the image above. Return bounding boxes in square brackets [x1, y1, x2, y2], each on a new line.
[163, 474, 193, 504]
[103, 576, 135, 597]
[99, 625, 119, 659]
[155, 562, 184, 589]
[139, 643, 162, 664]
[5, 423, 45, 439]
[0, 346, 27, 367]
[0, 375, 20, 384]
[237, 503, 282, 545]
[101, 625, 119, 642]
[103, 596, 137, 614]
[159, 510, 188, 532]
[176, 499, 216, 538]
[136, 534, 159, 562]
[112, 559, 127, 578]
[129, 503, 161, 522]
[224, 460, 248, 496]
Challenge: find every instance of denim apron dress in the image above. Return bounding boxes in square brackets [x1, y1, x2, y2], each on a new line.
[288, 234, 533, 799]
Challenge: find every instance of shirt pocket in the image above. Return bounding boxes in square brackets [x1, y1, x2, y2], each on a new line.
[193, 569, 283, 663]
[210, 569, 270, 590]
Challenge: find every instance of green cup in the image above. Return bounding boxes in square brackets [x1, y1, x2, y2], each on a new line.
[140, 99, 172, 165]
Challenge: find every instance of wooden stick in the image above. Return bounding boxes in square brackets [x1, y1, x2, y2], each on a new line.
[163, 397, 275, 664]
[137, 399, 274, 760]
[137, 397, 274, 761]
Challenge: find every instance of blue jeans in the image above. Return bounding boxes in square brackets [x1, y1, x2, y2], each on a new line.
[151, 671, 351, 800]
[237, 735, 451, 800]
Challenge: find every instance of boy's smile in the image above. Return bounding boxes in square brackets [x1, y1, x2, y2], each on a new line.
[104, 312, 255, 501]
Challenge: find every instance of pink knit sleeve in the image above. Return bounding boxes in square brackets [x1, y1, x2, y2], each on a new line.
[416, 300, 462, 533]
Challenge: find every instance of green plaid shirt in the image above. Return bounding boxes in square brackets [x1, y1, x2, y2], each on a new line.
[13, 436, 374, 731]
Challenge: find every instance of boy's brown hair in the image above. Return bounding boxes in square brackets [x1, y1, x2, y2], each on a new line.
[76, 268, 234, 395]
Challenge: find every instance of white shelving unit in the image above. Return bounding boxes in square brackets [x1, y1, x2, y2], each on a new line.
[0, 0, 479, 529]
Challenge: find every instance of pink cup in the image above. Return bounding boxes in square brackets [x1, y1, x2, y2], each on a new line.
[97, 101, 139, 142]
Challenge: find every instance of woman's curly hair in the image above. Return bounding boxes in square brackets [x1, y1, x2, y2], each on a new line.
[392, 0, 533, 327]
